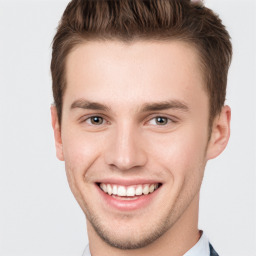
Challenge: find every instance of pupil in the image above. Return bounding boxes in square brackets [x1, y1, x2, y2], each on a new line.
[156, 117, 167, 125]
[92, 117, 102, 124]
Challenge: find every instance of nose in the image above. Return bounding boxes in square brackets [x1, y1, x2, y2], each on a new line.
[104, 123, 147, 171]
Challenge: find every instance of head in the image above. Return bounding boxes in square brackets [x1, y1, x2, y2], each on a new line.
[51, 0, 232, 252]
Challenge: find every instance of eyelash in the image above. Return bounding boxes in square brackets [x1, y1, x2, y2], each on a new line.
[81, 115, 176, 127]
[84, 116, 107, 126]
[147, 116, 174, 126]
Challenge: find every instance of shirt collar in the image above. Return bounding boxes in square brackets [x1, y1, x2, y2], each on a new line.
[183, 231, 210, 256]
[82, 244, 90, 256]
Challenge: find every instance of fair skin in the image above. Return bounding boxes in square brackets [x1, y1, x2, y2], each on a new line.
[51, 40, 231, 256]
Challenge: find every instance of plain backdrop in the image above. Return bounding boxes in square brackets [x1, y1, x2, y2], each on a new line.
[0, 0, 255, 255]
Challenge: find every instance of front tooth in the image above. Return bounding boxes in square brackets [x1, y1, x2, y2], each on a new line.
[126, 186, 135, 196]
[149, 184, 155, 193]
[117, 186, 126, 196]
[135, 185, 143, 195]
[112, 185, 118, 195]
[143, 184, 149, 195]
[107, 184, 112, 195]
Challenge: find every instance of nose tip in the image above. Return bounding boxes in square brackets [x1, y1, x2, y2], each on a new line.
[104, 128, 147, 171]
[109, 153, 145, 171]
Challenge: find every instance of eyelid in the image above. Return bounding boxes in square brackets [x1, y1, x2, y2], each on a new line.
[78, 113, 178, 126]
[79, 114, 109, 124]
[145, 114, 177, 125]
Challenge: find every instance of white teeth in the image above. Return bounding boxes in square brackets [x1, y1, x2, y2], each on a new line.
[149, 184, 155, 193]
[117, 186, 126, 196]
[143, 184, 149, 195]
[126, 186, 136, 196]
[112, 185, 118, 195]
[99, 183, 160, 196]
[135, 185, 143, 195]
[107, 184, 112, 195]
[100, 183, 107, 193]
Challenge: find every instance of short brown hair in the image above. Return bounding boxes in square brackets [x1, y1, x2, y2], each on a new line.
[51, 0, 232, 126]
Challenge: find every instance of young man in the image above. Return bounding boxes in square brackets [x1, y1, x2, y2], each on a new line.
[51, 0, 232, 255]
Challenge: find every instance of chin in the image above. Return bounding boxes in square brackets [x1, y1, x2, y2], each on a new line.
[86, 210, 172, 250]
[94, 226, 167, 250]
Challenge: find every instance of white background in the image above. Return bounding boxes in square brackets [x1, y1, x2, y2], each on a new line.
[0, 0, 255, 255]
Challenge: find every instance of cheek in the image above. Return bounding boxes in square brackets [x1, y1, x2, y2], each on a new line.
[60, 127, 104, 210]
[146, 128, 208, 178]
[61, 126, 104, 178]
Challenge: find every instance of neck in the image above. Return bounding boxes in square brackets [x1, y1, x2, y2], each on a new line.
[87, 192, 201, 256]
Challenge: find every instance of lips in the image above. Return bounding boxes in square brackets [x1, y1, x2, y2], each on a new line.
[96, 181, 162, 211]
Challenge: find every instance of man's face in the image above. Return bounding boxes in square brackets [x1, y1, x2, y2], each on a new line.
[54, 40, 213, 249]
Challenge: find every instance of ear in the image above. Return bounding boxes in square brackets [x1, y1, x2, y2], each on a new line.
[206, 105, 231, 160]
[51, 105, 64, 161]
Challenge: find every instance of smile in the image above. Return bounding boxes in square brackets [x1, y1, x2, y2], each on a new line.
[95, 180, 163, 212]
[99, 183, 160, 198]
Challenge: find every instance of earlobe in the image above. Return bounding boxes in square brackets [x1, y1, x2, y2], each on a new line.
[206, 105, 231, 160]
[51, 105, 64, 161]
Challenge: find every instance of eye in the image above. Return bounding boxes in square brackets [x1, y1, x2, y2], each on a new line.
[85, 116, 105, 125]
[148, 116, 171, 126]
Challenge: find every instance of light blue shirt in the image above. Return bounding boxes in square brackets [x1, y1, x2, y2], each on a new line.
[82, 231, 210, 256]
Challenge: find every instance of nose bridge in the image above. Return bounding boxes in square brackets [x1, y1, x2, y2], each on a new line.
[105, 120, 147, 170]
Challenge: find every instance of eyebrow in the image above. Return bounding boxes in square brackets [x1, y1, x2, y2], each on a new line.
[140, 100, 189, 112]
[70, 99, 189, 112]
[70, 99, 111, 111]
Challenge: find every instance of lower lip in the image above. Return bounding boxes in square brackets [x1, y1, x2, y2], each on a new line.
[95, 184, 161, 211]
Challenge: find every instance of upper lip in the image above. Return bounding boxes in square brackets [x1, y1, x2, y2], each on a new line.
[95, 178, 163, 186]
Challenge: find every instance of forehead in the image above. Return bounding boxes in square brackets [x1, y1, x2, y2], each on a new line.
[64, 40, 207, 110]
